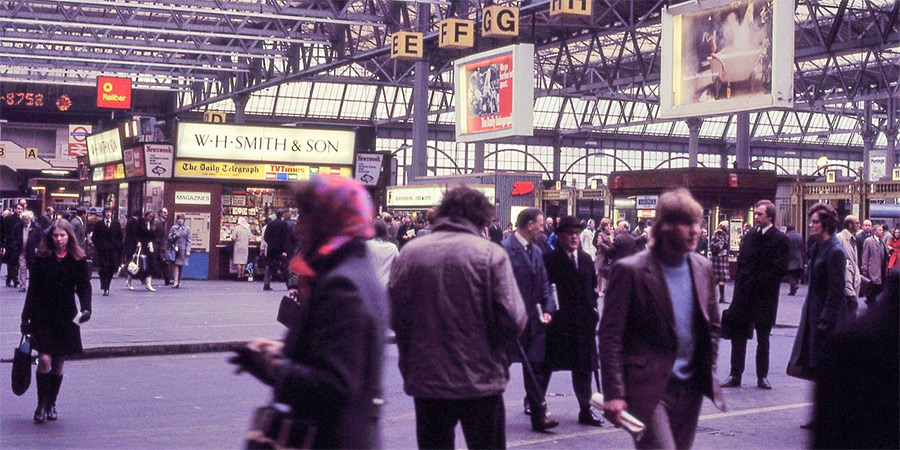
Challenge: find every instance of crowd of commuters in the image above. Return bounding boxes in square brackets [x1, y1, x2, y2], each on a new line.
[5, 183, 899, 448]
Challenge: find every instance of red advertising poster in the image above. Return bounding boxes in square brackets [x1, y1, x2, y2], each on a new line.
[96, 76, 132, 109]
[463, 53, 513, 134]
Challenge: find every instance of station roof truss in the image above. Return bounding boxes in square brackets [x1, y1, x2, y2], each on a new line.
[1, 0, 897, 152]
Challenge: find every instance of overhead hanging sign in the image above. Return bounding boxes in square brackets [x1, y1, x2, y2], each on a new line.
[175, 159, 352, 181]
[96, 76, 132, 109]
[86, 128, 123, 166]
[354, 153, 384, 186]
[176, 122, 355, 165]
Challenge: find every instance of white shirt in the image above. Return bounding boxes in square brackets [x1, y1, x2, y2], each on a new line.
[514, 231, 531, 250]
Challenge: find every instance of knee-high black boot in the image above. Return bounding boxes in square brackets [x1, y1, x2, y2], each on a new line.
[46, 374, 63, 421]
[718, 284, 727, 303]
[34, 372, 50, 423]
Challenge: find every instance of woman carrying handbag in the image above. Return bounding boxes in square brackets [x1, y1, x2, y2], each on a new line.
[133, 211, 158, 291]
[20, 220, 92, 424]
[167, 214, 192, 288]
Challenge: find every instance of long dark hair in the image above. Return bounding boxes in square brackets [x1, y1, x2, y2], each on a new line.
[36, 219, 86, 260]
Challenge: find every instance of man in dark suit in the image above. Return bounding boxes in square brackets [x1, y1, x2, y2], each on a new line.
[488, 217, 504, 244]
[543, 216, 603, 427]
[502, 207, 559, 432]
[599, 188, 726, 449]
[721, 200, 789, 390]
[92, 207, 123, 296]
[262, 209, 290, 291]
[2, 203, 24, 287]
[153, 208, 172, 285]
[861, 224, 888, 307]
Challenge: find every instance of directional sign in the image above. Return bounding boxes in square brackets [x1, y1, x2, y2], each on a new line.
[68, 124, 91, 158]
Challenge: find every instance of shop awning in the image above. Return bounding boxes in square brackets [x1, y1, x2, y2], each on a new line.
[0, 140, 53, 171]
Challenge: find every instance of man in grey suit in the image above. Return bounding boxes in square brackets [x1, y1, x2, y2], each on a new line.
[861, 224, 888, 307]
[502, 207, 559, 432]
[785, 224, 806, 295]
[599, 189, 726, 449]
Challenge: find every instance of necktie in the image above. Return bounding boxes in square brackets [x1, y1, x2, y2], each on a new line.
[526, 244, 533, 257]
[571, 252, 578, 269]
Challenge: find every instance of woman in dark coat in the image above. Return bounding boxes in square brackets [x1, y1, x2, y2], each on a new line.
[130, 211, 157, 291]
[788, 203, 848, 383]
[13, 211, 43, 292]
[711, 221, 730, 303]
[20, 220, 92, 424]
[232, 176, 387, 449]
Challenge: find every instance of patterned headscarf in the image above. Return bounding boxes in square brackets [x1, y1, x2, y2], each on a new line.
[289, 175, 374, 283]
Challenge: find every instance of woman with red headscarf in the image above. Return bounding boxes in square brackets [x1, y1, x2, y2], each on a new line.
[232, 175, 388, 448]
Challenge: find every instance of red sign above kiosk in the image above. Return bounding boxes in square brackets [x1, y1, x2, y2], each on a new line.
[96, 76, 132, 109]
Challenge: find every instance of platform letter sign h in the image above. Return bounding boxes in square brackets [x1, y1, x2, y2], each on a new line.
[550, 0, 592, 17]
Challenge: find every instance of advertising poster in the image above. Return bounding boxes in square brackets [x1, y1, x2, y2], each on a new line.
[455, 43, 534, 142]
[464, 53, 513, 134]
[660, 0, 794, 118]
[123, 146, 145, 177]
[869, 150, 885, 181]
[175, 160, 351, 181]
[729, 219, 744, 252]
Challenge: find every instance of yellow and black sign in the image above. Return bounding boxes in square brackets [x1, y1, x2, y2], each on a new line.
[892, 167, 900, 181]
[25, 147, 38, 159]
[438, 19, 475, 49]
[203, 111, 227, 123]
[550, 0, 592, 18]
[482, 6, 519, 38]
[390, 32, 424, 59]
[826, 170, 838, 183]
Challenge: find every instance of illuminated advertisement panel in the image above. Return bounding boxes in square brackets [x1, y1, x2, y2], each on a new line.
[454, 44, 534, 142]
[660, 0, 793, 118]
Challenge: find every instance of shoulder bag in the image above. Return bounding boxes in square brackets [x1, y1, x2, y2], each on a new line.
[127, 247, 144, 275]
[11, 334, 33, 396]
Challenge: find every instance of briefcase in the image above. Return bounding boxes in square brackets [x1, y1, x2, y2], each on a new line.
[721, 308, 753, 340]
[11, 334, 33, 396]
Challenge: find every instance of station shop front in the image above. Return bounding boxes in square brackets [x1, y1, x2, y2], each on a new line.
[82, 121, 358, 280]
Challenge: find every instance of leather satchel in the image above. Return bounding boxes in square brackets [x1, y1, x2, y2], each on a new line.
[276, 294, 304, 328]
[11, 334, 33, 396]
[721, 308, 753, 340]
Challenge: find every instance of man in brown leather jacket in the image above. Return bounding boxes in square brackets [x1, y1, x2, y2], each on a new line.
[598, 188, 726, 449]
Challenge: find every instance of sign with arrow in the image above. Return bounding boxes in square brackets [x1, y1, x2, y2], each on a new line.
[145, 144, 174, 179]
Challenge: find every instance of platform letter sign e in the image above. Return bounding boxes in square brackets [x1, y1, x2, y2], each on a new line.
[96, 76, 132, 109]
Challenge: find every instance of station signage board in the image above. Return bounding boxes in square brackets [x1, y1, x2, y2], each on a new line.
[176, 122, 355, 166]
[386, 184, 496, 208]
[174, 159, 351, 181]
[175, 191, 212, 205]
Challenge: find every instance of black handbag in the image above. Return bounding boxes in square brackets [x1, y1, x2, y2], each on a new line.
[244, 402, 316, 449]
[721, 308, 754, 340]
[276, 294, 306, 328]
[11, 334, 33, 396]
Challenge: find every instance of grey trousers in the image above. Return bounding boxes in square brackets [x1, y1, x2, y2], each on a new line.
[635, 379, 703, 450]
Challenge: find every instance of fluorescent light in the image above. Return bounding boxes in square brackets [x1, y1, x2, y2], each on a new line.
[50, 193, 79, 198]
[41, 170, 71, 176]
